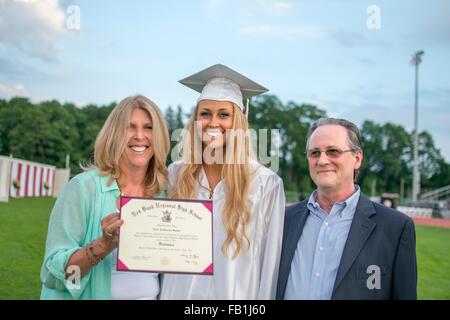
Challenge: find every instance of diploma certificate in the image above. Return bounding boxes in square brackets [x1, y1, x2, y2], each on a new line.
[117, 196, 213, 275]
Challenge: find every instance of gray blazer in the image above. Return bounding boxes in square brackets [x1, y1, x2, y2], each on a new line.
[276, 193, 417, 300]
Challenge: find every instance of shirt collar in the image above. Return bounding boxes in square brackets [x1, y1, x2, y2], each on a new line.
[341, 185, 360, 217]
[198, 165, 226, 194]
[99, 173, 120, 193]
[307, 185, 361, 218]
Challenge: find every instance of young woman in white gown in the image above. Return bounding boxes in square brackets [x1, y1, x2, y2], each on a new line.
[160, 64, 286, 300]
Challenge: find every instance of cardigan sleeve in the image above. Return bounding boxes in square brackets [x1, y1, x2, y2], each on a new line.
[40, 175, 94, 299]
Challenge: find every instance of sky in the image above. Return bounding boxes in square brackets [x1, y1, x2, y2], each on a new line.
[1, 0, 449, 161]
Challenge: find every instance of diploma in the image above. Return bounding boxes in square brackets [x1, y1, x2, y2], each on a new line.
[117, 196, 213, 275]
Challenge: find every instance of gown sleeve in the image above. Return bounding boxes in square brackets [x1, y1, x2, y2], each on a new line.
[257, 175, 286, 299]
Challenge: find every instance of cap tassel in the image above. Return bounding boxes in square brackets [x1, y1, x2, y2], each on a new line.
[244, 98, 250, 118]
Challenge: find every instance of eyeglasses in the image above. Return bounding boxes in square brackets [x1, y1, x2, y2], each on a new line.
[305, 148, 355, 159]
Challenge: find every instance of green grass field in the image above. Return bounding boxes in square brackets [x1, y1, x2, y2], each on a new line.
[0, 197, 54, 299]
[0, 197, 449, 299]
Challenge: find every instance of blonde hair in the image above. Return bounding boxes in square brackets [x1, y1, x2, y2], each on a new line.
[93, 95, 169, 196]
[171, 103, 252, 259]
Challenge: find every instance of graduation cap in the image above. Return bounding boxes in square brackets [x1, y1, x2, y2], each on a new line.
[179, 64, 268, 117]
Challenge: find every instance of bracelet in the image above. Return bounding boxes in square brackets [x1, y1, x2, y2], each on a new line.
[88, 243, 103, 264]
[84, 245, 96, 266]
[85, 242, 103, 266]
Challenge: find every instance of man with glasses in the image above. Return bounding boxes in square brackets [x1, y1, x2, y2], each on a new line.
[276, 118, 417, 300]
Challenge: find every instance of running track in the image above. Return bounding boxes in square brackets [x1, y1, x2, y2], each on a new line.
[413, 218, 450, 229]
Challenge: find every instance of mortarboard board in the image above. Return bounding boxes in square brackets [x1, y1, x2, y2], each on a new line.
[179, 64, 268, 117]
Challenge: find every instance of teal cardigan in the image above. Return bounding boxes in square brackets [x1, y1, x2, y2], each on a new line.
[40, 169, 120, 299]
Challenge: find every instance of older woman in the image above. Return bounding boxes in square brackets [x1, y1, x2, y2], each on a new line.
[160, 64, 286, 300]
[40, 95, 169, 299]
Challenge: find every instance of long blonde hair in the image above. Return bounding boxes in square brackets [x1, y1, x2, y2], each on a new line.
[171, 103, 252, 259]
[93, 95, 169, 196]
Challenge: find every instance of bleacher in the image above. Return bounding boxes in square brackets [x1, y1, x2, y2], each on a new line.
[397, 206, 433, 219]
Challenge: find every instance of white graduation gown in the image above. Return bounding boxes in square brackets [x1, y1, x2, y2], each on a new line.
[159, 160, 286, 300]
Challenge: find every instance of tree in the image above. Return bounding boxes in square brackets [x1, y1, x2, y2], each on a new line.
[8, 100, 74, 168]
[164, 105, 176, 134]
[0, 96, 448, 198]
[360, 121, 412, 195]
[418, 131, 449, 193]
[359, 120, 449, 197]
[249, 95, 326, 193]
[176, 105, 185, 130]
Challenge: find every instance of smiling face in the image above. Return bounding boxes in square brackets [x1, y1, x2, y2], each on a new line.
[307, 124, 363, 194]
[196, 99, 234, 149]
[119, 107, 154, 173]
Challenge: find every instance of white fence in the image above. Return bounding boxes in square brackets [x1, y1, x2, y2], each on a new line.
[0, 155, 69, 202]
[397, 206, 433, 218]
[0, 157, 10, 202]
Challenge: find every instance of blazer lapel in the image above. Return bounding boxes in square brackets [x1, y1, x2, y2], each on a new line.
[286, 204, 309, 264]
[332, 193, 376, 296]
[278, 203, 309, 297]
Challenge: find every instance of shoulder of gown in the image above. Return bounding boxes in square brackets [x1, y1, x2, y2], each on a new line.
[249, 158, 283, 188]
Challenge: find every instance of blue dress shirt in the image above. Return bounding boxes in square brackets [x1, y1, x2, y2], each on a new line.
[284, 186, 361, 300]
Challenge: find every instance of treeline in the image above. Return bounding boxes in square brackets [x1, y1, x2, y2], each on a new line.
[0, 96, 449, 199]
[248, 95, 450, 199]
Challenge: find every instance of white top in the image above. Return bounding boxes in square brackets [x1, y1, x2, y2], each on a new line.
[159, 160, 286, 300]
[111, 248, 160, 300]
